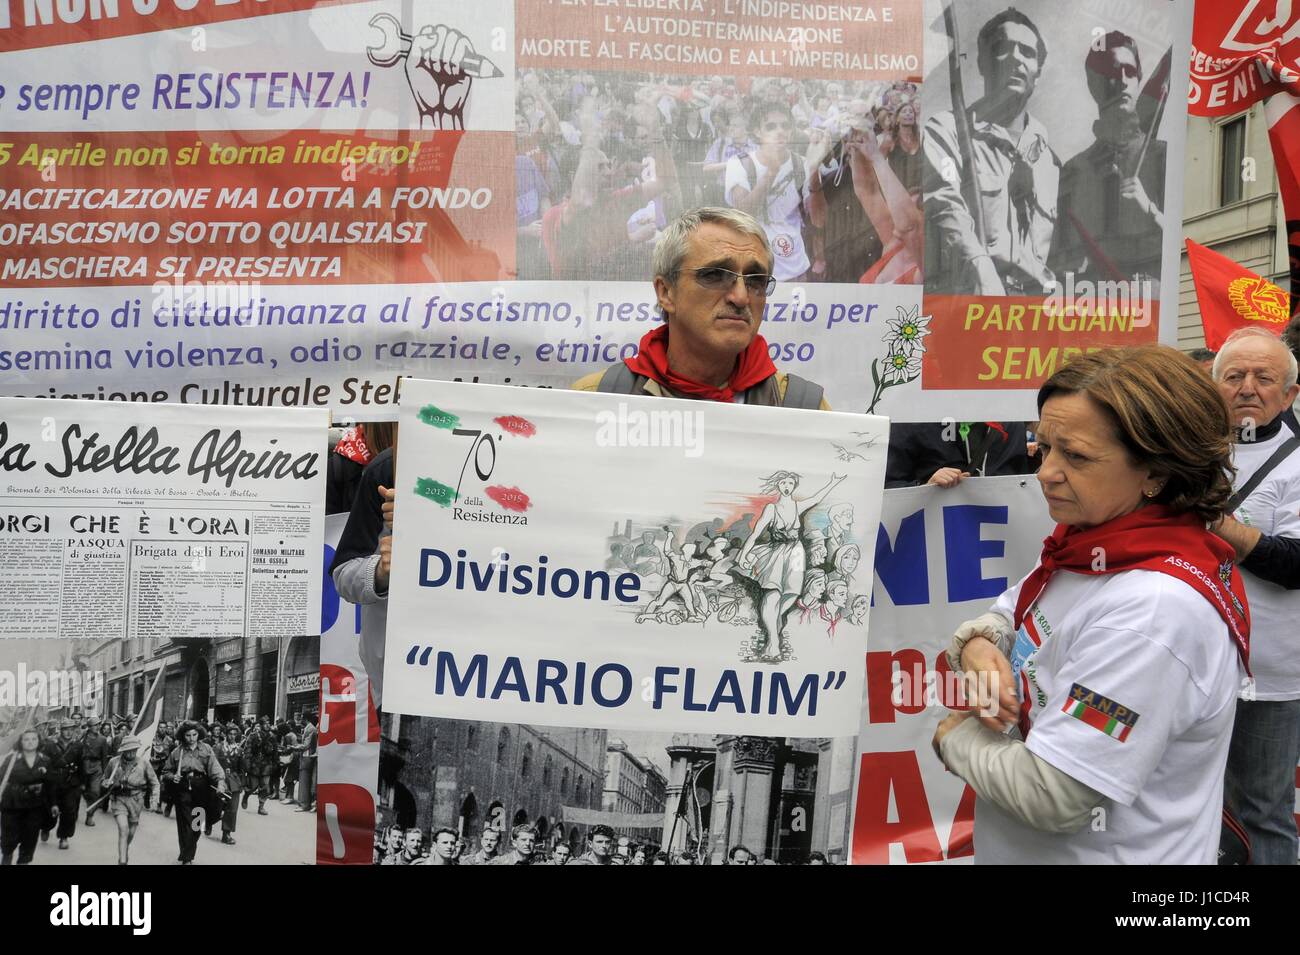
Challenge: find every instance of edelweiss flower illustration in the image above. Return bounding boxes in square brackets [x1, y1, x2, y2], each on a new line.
[883, 306, 932, 357]
[881, 348, 922, 384]
[866, 305, 932, 413]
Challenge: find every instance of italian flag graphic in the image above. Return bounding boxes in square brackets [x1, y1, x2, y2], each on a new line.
[1062, 698, 1132, 741]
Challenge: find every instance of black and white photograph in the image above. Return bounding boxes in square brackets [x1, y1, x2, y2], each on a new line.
[0, 636, 318, 866]
[922, 0, 1174, 297]
[371, 714, 855, 865]
[515, 68, 922, 285]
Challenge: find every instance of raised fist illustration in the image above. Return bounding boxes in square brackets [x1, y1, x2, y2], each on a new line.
[405, 24, 474, 130]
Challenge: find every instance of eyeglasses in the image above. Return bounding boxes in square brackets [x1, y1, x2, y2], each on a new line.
[763, 120, 793, 131]
[684, 267, 776, 296]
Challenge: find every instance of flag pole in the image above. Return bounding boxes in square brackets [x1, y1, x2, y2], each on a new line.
[942, 1, 986, 248]
[131, 666, 165, 737]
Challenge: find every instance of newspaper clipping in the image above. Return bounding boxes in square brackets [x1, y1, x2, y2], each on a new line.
[0, 397, 327, 639]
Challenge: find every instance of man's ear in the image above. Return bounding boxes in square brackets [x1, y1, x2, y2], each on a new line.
[654, 275, 675, 322]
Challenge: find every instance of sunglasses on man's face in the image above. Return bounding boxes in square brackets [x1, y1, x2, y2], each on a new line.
[763, 120, 793, 132]
[685, 267, 776, 296]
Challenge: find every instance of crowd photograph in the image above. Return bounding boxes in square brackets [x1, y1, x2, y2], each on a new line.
[1, 701, 317, 867]
[515, 69, 922, 284]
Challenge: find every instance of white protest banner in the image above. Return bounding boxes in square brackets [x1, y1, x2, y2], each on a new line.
[0, 396, 327, 639]
[381, 378, 887, 736]
[317, 512, 382, 865]
[849, 475, 1052, 863]
[0, 0, 959, 423]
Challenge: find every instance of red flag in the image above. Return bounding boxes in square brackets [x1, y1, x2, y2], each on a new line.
[1186, 238, 1290, 349]
[1265, 92, 1300, 319]
[1188, 6, 1300, 117]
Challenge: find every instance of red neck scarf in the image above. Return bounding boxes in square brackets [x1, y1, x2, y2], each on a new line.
[1014, 505, 1251, 672]
[623, 326, 777, 402]
[334, 426, 373, 466]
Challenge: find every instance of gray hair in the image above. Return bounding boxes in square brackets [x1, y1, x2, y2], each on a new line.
[652, 207, 773, 283]
[1212, 327, 1299, 390]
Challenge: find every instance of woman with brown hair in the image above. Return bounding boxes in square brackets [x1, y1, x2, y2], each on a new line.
[0, 729, 52, 865]
[933, 345, 1251, 863]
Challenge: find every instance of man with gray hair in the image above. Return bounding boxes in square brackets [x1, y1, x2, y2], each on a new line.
[573, 206, 828, 409]
[1211, 326, 1300, 864]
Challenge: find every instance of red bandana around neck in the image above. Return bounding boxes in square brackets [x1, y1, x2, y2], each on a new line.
[623, 326, 776, 402]
[1013, 505, 1251, 673]
[334, 426, 373, 466]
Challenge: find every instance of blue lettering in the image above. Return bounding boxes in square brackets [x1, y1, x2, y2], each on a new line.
[536, 658, 568, 704]
[770, 672, 818, 715]
[591, 663, 631, 707]
[490, 656, 531, 701]
[419, 547, 451, 587]
[873, 510, 929, 606]
[321, 543, 339, 632]
[682, 667, 708, 711]
[653, 666, 680, 710]
[708, 670, 746, 713]
[943, 505, 1008, 602]
[614, 572, 641, 602]
[550, 568, 579, 598]
[435, 650, 486, 697]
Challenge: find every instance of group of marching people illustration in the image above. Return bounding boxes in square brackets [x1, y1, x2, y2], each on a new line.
[613, 470, 868, 662]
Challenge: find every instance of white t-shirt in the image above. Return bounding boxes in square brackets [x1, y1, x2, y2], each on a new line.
[974, 568, 1241, 864]
[1232, 426, 1300, 700]
[724, 152, 809, 281]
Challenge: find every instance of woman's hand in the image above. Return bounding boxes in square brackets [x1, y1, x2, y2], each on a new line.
[932, 710, 973, 762]
[379, 485, 396, 531]
[960, 636, 1020, 731]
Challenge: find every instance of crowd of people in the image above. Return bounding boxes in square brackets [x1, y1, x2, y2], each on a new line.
[0, 711, 317, 865]
[327, 198, 1300, 865]
[373, 821, 835, 865]
[515, 70, 922, 284]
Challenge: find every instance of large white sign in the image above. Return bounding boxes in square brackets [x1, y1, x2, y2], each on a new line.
[382, 378, 888, 736]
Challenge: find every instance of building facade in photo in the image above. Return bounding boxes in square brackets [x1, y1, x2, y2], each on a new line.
[601, 738, 669, 841]
[377, 716, 607, 852]
[48, 635, 317, 727]
[657, 734, 856, 864]
[1180, 104, 1290, 350]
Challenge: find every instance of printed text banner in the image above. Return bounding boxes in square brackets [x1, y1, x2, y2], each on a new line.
[381, 378, 888, 735]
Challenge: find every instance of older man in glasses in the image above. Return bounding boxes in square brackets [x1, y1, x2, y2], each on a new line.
[574, 206, 829, 408]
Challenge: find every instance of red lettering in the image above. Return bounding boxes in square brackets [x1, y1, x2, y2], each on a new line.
[851, 751, 943, 864]
[934, 651, 968, 709]
[946, 784, 977, 859]
[316, 783, 376, 864]
[866, 648, 927, 724]
[319, 664, 359, 745]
